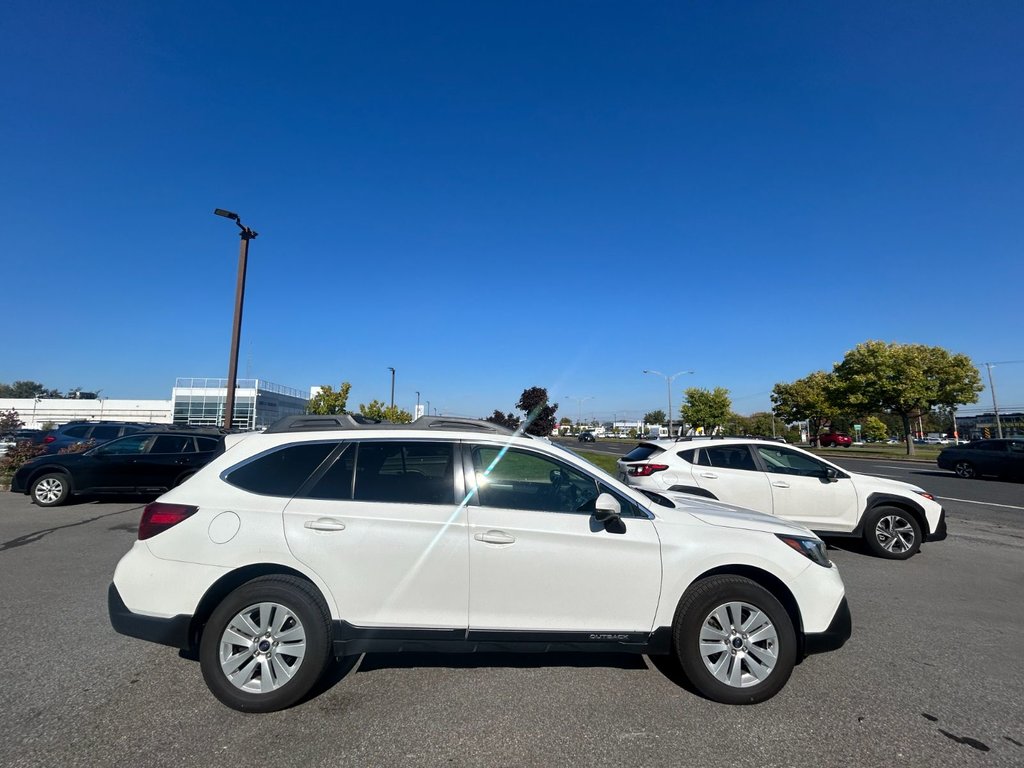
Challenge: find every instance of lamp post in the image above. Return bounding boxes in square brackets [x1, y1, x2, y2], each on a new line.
[387, 367, 396, 410]
[565, 395, 594, 433]
[214, 208, 258, 430]
[415, 390, 421, 418]
[643, 369, 694, 438]
[983, 360, 1024, 439]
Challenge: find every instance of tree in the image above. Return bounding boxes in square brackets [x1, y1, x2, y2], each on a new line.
[643, 410, 666, 426]
[679, 387, 731, 434]
[861, 416, 889, 442]
[358, 400, 413, 423]
[516, 387, 558, 437]
[485, 411, 521, 430]
[0, 381, 61, 398]
[306, 383, 352, 415]
[0, 409, 24, 434]
[831, 341, 982, 455]
[771, 371, 838, 444]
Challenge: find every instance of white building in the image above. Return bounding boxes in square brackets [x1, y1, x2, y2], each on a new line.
[0, 397, 172, 429]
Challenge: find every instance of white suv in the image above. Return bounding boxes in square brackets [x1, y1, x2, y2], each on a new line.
[617, 438, 947, 560]
[109, 416, 850, 712]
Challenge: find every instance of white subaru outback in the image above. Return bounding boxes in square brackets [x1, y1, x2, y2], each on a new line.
[617, 438, 947, 560]
[109, 416, 851, 712]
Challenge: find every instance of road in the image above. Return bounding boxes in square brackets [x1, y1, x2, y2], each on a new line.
[1, 480, 1022, 767]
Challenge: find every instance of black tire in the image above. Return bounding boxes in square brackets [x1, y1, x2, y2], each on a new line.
[824, 441, 836, 448]
[954, 461, 976, 479]
[30, 472, 72, 507]
[863, 506, 922, 560]
[199, 575, 332, 712]
[673, 575, 796, 705]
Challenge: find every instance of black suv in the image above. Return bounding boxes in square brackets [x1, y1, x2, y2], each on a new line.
[40, 421, 155, 454]
[12, 428, 226, 507]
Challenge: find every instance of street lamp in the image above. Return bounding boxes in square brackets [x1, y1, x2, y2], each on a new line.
[214, 208, 258, 430]
[415, 390, 420, 418]
[983, 360, 1024, 438]
[387, 367, 396, 409]
[643, 369, 695, 438]
[565, 395, 594, 433]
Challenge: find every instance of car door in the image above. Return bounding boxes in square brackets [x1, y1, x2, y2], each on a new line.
[688, 444, 773, 513]
[465, 443, 661, 634]
[283, 439, 468, 630]
[134, 434, 197, 490]
[752, 444, 860, 532]
[78, 434, 155, 491]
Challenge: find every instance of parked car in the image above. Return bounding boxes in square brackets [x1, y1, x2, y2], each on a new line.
[936, 438, 1024, 480]
[0, 429, 46, 457]
[577, 430, 595, 442]
[12, 429, 226, 506]
[109, 414, 850, 712]
[616, 437, 945, 560]
[814, 432, 853, 448]
[39, 421, 155, 454]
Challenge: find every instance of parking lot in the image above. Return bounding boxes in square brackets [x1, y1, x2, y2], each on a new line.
[2, 472, 1022, 768]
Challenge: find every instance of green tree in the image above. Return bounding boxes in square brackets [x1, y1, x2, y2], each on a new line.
[861, 416, 889, 442]
[485, 411, 521, 430]
[643, 409, 666, 425]
[358, 400, 413, 423]
[0, 381, 61, 398]
[517, 386, 558, 437]
[306, 383, 352, 415]
[831, 341, 982, 455]
[679, 387, 731, 434]
[771, 371, 838, 444]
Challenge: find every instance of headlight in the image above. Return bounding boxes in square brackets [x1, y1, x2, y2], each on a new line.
[777, 535, 832, 568]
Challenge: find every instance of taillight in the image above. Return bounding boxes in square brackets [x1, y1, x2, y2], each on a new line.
[628, 464, 669, 477]
[138, 502, 198, 540]
[43, 435, 55, 443]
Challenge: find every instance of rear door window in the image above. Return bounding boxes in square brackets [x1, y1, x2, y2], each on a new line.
[150, 435, 193, 454]
[90, 426, 121, 441]
[351, 441, 455, 505]
[697, 445, 758, 471]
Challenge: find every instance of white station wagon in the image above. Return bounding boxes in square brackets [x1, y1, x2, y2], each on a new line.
[109, 416, 851, 712]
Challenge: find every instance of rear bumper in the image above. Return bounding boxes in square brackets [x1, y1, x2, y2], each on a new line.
[926, 508, 948, 542]
[803, 596, 852, 655]
[108, 583, 192, 650]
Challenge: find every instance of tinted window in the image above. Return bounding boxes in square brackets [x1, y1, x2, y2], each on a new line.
[227, 442, 337, 497]
[756, 446, 829, 477]
[195, 437, 220, 452]
[151, 435, 193, 454]
[306, 445, 356, 500]
[675, 448, 697, 464]
[1009, 442, 1024, 454]
[91, 426, 121, 440]
[698, 445, 758, 471]
[472, 446, 598, 513]
[976, 441, 1006, 452]
[64, 426, 89, 438]
[623, 444, 665, 461]
[352, 441, 455, 505]
[94, 434, 153, 455]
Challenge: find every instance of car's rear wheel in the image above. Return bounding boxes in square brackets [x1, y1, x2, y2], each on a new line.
[673, 575, 796, 705]
[823, 441, 835, 448]
[954, 461, 976, 479]
[863, 506, 921, 559]
[30, 473, 71, 507]
[199, 575, 332, 712]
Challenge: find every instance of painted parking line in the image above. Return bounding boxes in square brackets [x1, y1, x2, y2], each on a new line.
[935, 496, 1024, 511]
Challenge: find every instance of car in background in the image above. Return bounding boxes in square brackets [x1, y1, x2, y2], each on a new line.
[616, 437, 946, 560]
[12, 429, 226, 506]
[577, 431, 595, 442]
[108, 414, 850, 711]
[814, 432, 853, 448]
[0, 429, 45, 457]
[936, 438, 1024, 480]
[39, 421, 154, 454]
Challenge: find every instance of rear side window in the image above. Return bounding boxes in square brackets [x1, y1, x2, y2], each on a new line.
[698, 445, 758, 471]
[623, 444, 665, 462]
[151, 435, 193, 453]
[675, 448, 697, 463]
[226, 442, 337, 497]
[196, 437, 221, 452]
[64, 426, 90, 438]
[352, 441, 455, 505]
[91, 426, 121, 440]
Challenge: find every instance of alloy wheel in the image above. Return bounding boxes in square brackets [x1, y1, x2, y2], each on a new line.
[34, 477, 65, 505]
[218, 602, 307, 694]
[874, 514, 916, 554]
[698, 601, 779, 688]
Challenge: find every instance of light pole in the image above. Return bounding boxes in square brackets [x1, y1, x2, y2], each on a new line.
[214, 208, 258, 430]
[415, 391, 420, 418]
[643, 369, 694, 438]
[983, 360, 1024, 438]
[565, 395, 594, 433]
[387, 367, 396, 410]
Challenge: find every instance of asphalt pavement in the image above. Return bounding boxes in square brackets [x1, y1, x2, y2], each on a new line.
[1, 479, 1022, 767]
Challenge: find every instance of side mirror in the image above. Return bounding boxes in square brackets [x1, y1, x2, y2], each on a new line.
[824, 467, 840, 483]
[593, 492, 621, 523]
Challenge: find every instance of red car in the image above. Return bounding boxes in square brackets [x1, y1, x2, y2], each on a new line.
[815, 432, 853, 448]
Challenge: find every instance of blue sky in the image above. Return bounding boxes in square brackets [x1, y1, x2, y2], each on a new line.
[2, 1, 1021, 421]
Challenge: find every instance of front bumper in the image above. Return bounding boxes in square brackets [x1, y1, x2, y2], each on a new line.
[803, 596, 852, 655]
[108, 583, 193, 650]
[926, 507, 948, 542]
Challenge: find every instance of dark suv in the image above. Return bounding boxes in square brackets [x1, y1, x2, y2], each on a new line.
[40, 421, 154, 454]
[13, 428, 226, 506]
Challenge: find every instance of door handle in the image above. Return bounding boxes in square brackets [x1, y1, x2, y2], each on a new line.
[304, 518, 346, 531]
[771, 481, 790, 488]
[699, 472, 718, 479]
[474, 530, 516, 545]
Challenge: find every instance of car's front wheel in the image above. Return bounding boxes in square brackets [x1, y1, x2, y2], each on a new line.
[199, 575, 332, 712]
[31, 473, 71, 507]
[863, 506, 921, 559]
[673, 575, 796, 705]
[954, 461, 976, 479]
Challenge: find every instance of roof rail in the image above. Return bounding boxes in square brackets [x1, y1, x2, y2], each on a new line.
[264, 414, 516, 435]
